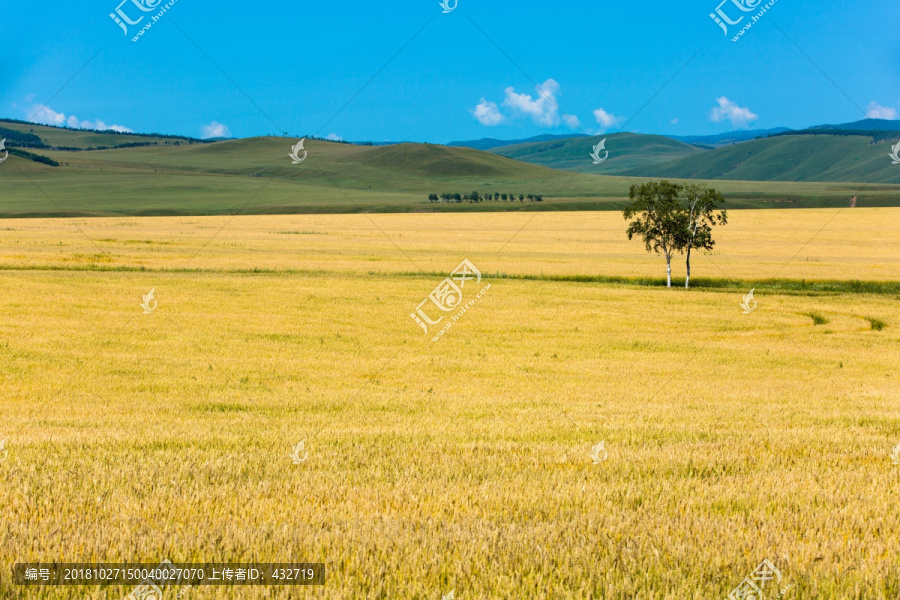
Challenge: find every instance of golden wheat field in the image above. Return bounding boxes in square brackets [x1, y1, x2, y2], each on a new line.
[1, 209, 899, 599]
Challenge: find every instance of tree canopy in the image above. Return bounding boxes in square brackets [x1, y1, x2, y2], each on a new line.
[623, 180, 727, 288]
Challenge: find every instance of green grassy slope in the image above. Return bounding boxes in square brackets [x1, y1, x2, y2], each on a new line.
[0, 119, 203, 149]
[491, 133, 705, 173]
[3, 133, 900, 217]
[623, 134, 900, 183]
[1, 137, 606, 216]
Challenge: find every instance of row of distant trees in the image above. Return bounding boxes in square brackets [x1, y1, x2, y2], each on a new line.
[0, 125, 203, 152]
[1, 118, 210, 143]
[623, 180, 728, 288]
[7, 147, 59, 167]
[428, 192, 544, 203]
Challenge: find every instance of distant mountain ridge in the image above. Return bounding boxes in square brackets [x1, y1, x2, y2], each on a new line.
[668, 128, 792, 148]
[447, 133, 588, 151]
[9, 116, 899, 151]
[447, 119, 900, 152]
[812, 118, 900, 132]
[450, 117, 900, 183]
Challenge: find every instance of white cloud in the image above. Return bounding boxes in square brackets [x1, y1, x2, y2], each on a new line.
[474, 79, 583, 129]
[708, 96, 758, 128]
[201, 121, 231, 139]
[865, 101, 898, 120]
[503, 79, 563, 127]
[325, 133, 343, 141]
[30, 105, 67, 126]
[24, 93, 36, 102]
[592, 108, 625, 132]
[80, 119, 131, 133]
[670, 118, 679, 125]
[562, 114, 581, 129]
[27, 104, 132, 132]
[472, 98, 505, 126]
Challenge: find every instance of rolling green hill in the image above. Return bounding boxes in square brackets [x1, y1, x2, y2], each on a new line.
[623, 134, 900, 183]
[335, 143, 559, 178]
[3, 126, 900, 217]
[668, 127, 791, 148]
[491, 133, 705, 173]
[1, 136, 615, 217]
[0, 118, 205, 150]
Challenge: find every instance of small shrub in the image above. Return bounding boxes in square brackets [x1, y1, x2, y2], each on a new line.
[806, 311, 829, 325]
[866, 317, 886, 331]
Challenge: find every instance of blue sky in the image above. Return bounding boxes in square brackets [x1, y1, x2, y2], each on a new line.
[3, 0, 898, 142]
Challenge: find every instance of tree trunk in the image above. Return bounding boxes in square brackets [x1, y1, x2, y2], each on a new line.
[685, 247, 692, 288]
[666, 253, 672, 288]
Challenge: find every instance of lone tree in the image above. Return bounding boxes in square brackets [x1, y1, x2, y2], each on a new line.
[623, 180, 728, 288]
[682, 184, 727, 288]
[623, 180, 688, 287]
